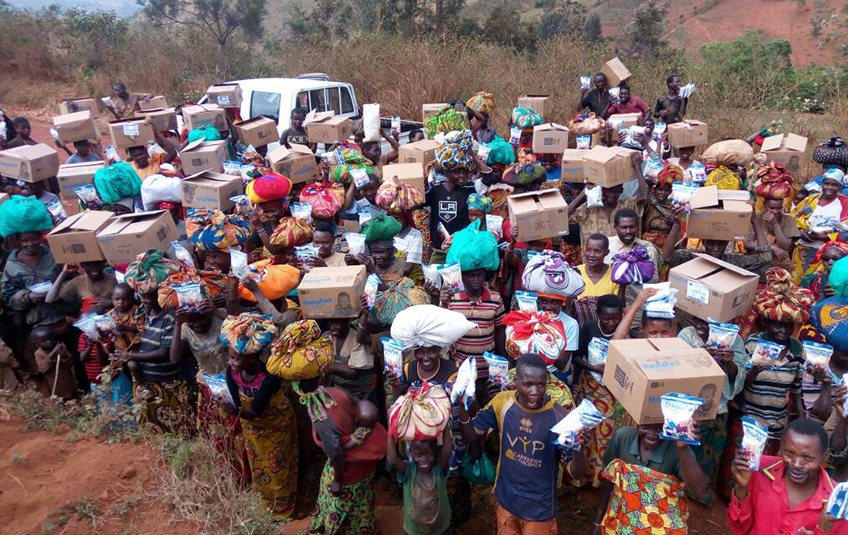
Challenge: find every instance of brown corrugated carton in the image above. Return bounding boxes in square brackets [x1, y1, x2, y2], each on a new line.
[179, 140, 227, 176]
[667, 120, 709, 148]
[398, 139, 439, 172]
[57, 161, 104, 201]
[304, 111, 351, 144]
[96, 210, 179, 265]
[181, 171, 244, 211]
[600, 57, 632, 87]
[507, 189, 569, 242]
[137, 107, 178, 133]
[382, 163, 426, 198]
[267, 144, 319, 185]
[47, 210, 114, 263]
[53, 111, 98, 143]
[206, 84, 243, 108]
[687, 186, 752, 241]
[760, 133, 808, 176]
[603, 338, 725, 424]
[668, 253, 759, 323]
[181, 104, 228, 132]
[561, 149, 587, 182]
[517, 95, 553, 121]
[108, 118, 156, 150]
[532, 123, 569, 154]
[234, 116, 278, 147]
[58, 98, 99, 118]
[582, 145, 640, 187]
[298, 266, 367, 319]
[0, 144, 60, 182]
[137, 95, 168, 111]
[422, 103, 447, 122]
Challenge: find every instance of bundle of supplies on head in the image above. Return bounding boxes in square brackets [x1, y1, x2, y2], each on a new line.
[611, 245, 656, 285]
[521, 249, 586, 301]
[503, 310, 567, 366]
[388, 382, 452, 442]
[641, 282, 678, 319]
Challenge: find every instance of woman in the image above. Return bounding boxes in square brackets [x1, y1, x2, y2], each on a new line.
[800, 240, 848, 302]
[573, 234, 621, 326]
[642, 164, 681, 253]
[245, 173, 293, 262]
[465, 91, 498, 144]
[325, 317, 377, 404]
[374, 178, 425, 269]
[792, 168, 848, 284]
[222, 312, 297, 518]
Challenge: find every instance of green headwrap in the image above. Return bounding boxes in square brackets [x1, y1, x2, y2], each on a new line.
[0, 195, 53, 238]
[362, 212, 402, 243]
[446, 219, 500, 271]
[187, 125, 222, 143]
[93, 162, 142, 204]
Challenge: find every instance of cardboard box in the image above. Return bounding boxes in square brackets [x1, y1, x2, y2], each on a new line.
[96, 210, 179, 265]
[108, 118, 156, 150]
[137, 95, 168, 111]
[0, 193, 8, 207]
[298, 265, 367, 319]
[760, 133, 808, 175]
[600, 57, 632, 87]
[181, 171, 244, 211]
[53, 111, 98, 144]
[398, 139, 440, 172]
[507, 189, 569, 242]
[607, 112, 642, 131]
[305, 112, 351, 144]
[532, 123, 569, 154]
[181, 104, 228, 132]
[46, 210, 114, 263]
[138, 107, 178, 133]
[57, 161, 104, 201]
[0, 144, 60, 182]
[179, 140, 227, 176]
[58, 98, 99, 119]
[667, 120, 709, 148]
[582, 145, 639, 187]
[560, 149, 586, 183]
[234, 116, 278, 148]
[603, 338, 726, 424]
[382, 163, 426, 197]
[687, 186, 752, 241]
[340, 218, 360, 234]
[422, 103, 447, 122]
[517, 95, 553, 121]
[267, 144, 319, 184]
[668, 253, 759, 323]
[206, 83, 243, 108]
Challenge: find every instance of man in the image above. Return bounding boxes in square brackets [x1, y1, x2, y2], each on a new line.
[56, 139, 103, 164]
[654, 75, 688, 124]
[309, 222, 347, 267]
[578, 72, 611, 117]
[728, 418, 848, 534]
[105, 82, 152, 120]
[604, 84, 650, 123]
[744, 197, 799, 271]
[458, 353, 587, 535]
[606, 207, 660, 311]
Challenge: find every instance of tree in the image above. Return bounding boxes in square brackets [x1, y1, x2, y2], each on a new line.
[137, 0, 266, 74]
[622, 0, 667, 60]
[584, 12, 602, 43]
[538, 0, 586, 40]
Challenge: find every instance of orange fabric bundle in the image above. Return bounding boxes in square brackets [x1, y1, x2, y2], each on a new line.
[237, 259, 301, 302]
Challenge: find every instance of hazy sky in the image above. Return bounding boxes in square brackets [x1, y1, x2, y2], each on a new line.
[5, 0, 141, 16]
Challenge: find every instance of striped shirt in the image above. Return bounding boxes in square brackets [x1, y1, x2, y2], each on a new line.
[448, 285, 505, 377]
[743, 333, 804, 439]
[138, 311, 179, 382]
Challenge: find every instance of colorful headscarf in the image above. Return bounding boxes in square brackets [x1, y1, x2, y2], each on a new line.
[246, 172, 292, 204]
[753, 267, 816, 324]
[502, 162, 546, 186]
[657, 164, 684, 188]
[362, 212, 402, 244]
[811, 297, 848, 352]
[237, 260, 301, 302]
[269, 217, 313, 248]
[704, 166, 741, 190]
[220, 313, 277, 355]
[0, 195, 52, 238]
[424, 107, 468, 138]
[375, 178, 424, 213]
[466, 91, 496, 116]
[511, 107, 543, 130]
[823, 168, 847, 187]
[299, 182, 345, 219]
[753, 162, 794, 200]
[435, 130, 474, 172]
[266, 320, 333, 381]
[158, 267, 227, 309]
[503, 310, 567, 365]
[124, 249, 181, 294]
[370, 277, 431, 325]
[328, 146, 374, 184]
[446, 220, 500, 271]
[467, 193, 493, 213]
[186, 208, 252, 251]
[93, 162, 142, 203]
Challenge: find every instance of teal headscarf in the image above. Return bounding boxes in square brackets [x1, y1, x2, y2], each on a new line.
[829, 256, 848, 299]
[187, 125, 222, 143]
[486, 136, 516, 166]
[446, 220, 499, 271]
[93, 162, 142, 204]
[0, 195, 53, 238]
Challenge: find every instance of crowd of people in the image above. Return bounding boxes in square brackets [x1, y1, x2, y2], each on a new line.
[2, 72, 848, 535]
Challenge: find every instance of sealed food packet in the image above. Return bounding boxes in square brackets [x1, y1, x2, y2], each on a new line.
[643, 282, 678, 319]
[437, 221, 451, 243]
[451, 357, 476, 410]
[93, 314, 117, 335]
[294, 244, 319, 264]
[689, 162, 707, 183]
[515, 291, 538, 312]
[46, 200, 67, 224]
[173, 281, 205, 311]
[747, 339, 786, 369]
[291, 202, 313, 225]
[802, 340, 834, 373]
[740, 416, 769, 471]
[587, 337, 610, 383]
[484, 352, 509, 387]
[580, 75, 592, 90]
[382, 337, 405, 381]
[363, 273, 381, 309]
[422, 263, 442, 290]
[670, 181, 699, 211]
[438, 261, 465, 294]
[172, 240, 196, 269]
[230, 249, 250, 280]
[203, 373, 235, 406]
[826, 482, 848, 520]
[74, 314, 101, 341]
[28, 281, 53, 294]
[230, 195, 254, 217]
[486, 214, 504, 240]
[654, 121, 667, 136]
[551, 398, 604, 451]
[358, 211, 372, 226]
[586, 184, 603, 208]
[346, 232, 367, 256]
[509, 126, 522, 146]
[351, 168, 371, 190]
[659, 393, 704, 445]
[707, 321, 740, 352]
[576, 135, 591, 150]
[75, 184, 101, 206]
[391, 116, 401, 138]
[477, 143, 492, 163]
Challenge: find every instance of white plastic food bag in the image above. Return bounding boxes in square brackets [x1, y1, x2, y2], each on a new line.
[363, 103, 381, 142]
[551, 399, 604, 450]
[451, 357, 476, 409]
[390, 304, 477, 350]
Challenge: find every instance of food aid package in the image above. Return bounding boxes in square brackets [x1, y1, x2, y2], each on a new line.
[364, 273, 380, 309]
[645, 159, 665, 179]
[203, 373, 235, 406]
[390, 305, 477, 350]
[290, 202, 313, 225]
[46, 200, 67, 224]
[580, 75, 592, 90]
[388, 383, 451, 441]
[747, 339, 786, 368]
[391, 116, 401, 138]
[358, 211, 373, 226]
[803, 341, 834, 373]
[477, 143, 492, 163]
[93, 314, 117, 336]
[28, 281, 53, 294]
[707, 321, 740, 352]
[346, 232, 367, 256]
[172, 240, 195, 269]
[689, 162, 707, 183]
[486, 214, 504, 240]
[509, 126, 522, 146]
[73, 314, 101, 341]
[659, 393, 704, 445]
[587, 336, 610, 383]
[654, 121, 667, 137]
[451, 357, 476, 410]
[826, 482, 848, 520]
[740, 416, 769, 471]
[75, 184, 101, 206]
[608, 86, 621, 102]
[670, 181, 699, 211]
[230, 195, 254, 217]
[438, 261, 465, 294]
[551, 398, 604, 451]
[679, 83, 696, 99]
[576, 135, 591, 150]
[623, 125, 646, 148]
[484, 352, 509, 387]
[229, 248, 250, 280]
[382, 337, 405, 381]
[586, 184, 603, 208]
[362, 103, 381, 142]
[643, 282, 678, 319]
[351, 168, 371, 190]
[173, 282, 204, 311]
[515, 291, 538, 312]
[422, 263, 442, 290]
[295, 244, 319, 264]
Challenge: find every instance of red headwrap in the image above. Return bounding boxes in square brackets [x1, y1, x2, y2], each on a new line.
[656, 163, 684, 188]
[814, 241, 848, 265]
[753, 162, 794, 200]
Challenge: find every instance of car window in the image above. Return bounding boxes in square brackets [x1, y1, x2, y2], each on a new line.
[250, 91, 281, 122]
[296, 91, 308, 110]
[328, 88, 341, 114]
[309, 89, 326, 112]
[341, 87, 354, 114]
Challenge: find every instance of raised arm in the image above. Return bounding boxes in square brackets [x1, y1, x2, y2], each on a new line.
[661, 205, 688, 263]
[612, 288, 658, 339]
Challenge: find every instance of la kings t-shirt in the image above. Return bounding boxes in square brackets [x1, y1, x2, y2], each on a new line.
[427, 184, 473, 250]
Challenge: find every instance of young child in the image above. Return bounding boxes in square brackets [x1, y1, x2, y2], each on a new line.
[387, 426, 452, 535]
[279, 107, 316, 153]
[345, 400, 380, 448]
[33, 326, 78, 400]
[408, 129, 425, 143]
[105, 283, 145, 385]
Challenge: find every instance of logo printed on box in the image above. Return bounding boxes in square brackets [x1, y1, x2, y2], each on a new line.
[123, 124, 139, 136]
[157, 228, 167, 241]
[614, 365, 633, 394]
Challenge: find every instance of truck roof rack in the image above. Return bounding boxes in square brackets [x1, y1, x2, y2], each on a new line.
[296, 73, 330, 81]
